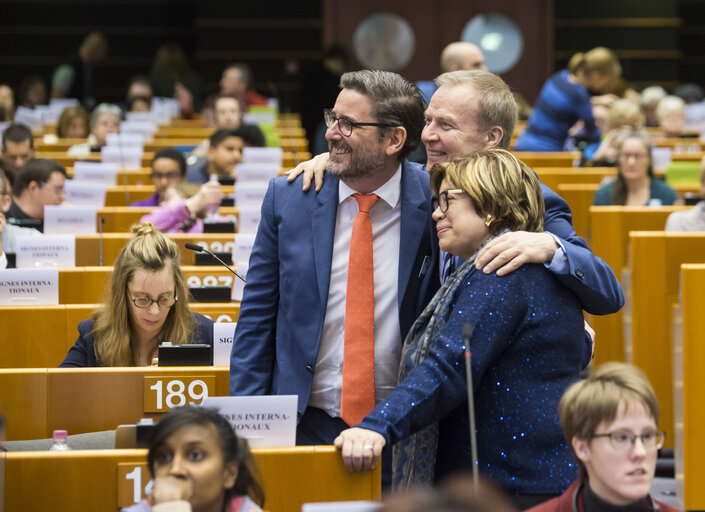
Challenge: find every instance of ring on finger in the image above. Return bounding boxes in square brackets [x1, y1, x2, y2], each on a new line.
[363, 445, 374, 451]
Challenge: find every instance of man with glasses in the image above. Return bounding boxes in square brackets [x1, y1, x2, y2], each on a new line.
[6, 158, 66, 224]
[132, 148, 187, 207]
[527, 362, 678, 512]
[230, 71, 435, 479]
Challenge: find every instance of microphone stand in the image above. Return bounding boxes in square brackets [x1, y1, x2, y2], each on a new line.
[184, 243, 246, 283]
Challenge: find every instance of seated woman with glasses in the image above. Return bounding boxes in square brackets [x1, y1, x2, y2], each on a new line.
[335, 150, 591, 507]
[60, 222, 214, 367]
[526, 362, 678, 512]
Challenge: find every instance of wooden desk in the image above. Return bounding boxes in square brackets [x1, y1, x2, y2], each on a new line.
[587, 206, 689, 365]
[0, 367, 232, 440]
[1, 447, 380, 512]
[93, 206, 238, 233]
[0, 303, 240, 369]
[628, 232, 705, 449]
[534, 167, 614, 193]
[556, 184, 600, 240]
[36, 151, 155, 168]
[513, 151, 580, 168]
[676, 264, 705, 510]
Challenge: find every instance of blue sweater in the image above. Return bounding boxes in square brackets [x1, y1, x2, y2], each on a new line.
[515, 70, 600, 152]
[60, 313, 214, 367]
[358, 264, 590, 495]
[592, 178, 678, 206]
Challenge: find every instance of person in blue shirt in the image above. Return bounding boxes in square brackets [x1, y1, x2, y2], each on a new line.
[515, 47, 622, 152]
[592, 130, 678, 206]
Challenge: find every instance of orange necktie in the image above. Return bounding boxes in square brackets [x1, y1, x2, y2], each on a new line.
[340, 193, 380, 427]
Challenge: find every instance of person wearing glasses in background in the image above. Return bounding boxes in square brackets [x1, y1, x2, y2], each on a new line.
[60, 222, 214, 367]
[132, 149, 189, 207]
[5, 158, 66, 223]
[526, 362, 679, 512]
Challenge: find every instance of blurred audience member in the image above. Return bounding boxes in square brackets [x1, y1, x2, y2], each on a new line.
[190, 96, 243, 158]
[187, 126, 265, 184]
[656, 96, 686, 138]
[526, 363, 678, 512]
[150, 42, 204, 117]
[133, 149, 187, 207]
[0, 84, 15, 121]
[141, 180, 223, 233]
[51, 32, 108, 109]
[6, 158, 66, 222]
[18, 75, 48, 109]
[0, 168, 39, 262]
[56, 105, 90, 139]
[1, 123, 35, 180]
[584, 99, 644, 165]
[593, 130, 677, 206]
[126, 75, 154, 103]
[68, 103, 121, 155]
[666, 156, 705, 231]
[639, 86, 667, 127]
[128, 95, 152, 113]
[673, 83, 704, 104]
[219, 63, 268, 112]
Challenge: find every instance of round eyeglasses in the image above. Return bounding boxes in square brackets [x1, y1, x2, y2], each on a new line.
[323, 108, 398, 137]
[130, 295, 178, 309]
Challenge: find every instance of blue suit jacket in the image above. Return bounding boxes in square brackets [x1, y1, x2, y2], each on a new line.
[229, 161, 438, 416]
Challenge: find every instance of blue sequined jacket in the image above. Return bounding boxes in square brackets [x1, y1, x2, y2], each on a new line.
[358, 263, 591, 495]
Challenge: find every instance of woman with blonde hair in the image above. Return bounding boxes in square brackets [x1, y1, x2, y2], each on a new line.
[335, 150, 590, 507]
[515, 47, 622, 151]
[61, 222, 213, 367]
[583, 99, 645, 165]
[56, 105, 90, 139]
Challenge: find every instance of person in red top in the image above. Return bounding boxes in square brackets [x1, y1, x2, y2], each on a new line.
[527, 362, 681, 512]
[219, 63, 268, 112]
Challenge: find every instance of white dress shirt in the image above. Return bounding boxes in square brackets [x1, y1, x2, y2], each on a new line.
[309, 165, 403, 417]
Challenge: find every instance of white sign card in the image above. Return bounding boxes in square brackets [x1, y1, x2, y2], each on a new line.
[234, 233, 256, 263]
[64, 180, 108, 206]
[43, 205, 97, 234]
[125, 112, 159, 123]
[213, 322, 236, 366]
[242, 147, 282, 164]
[237, 206, 261, 234]
[120, 120, 157, 140]
[72, 162, 119, 185]
[232, 261, 248, 301]
[201, 395, 297, 447]
[651, 147, 672, 169]
[49, 98, 79, 109]
[235, 163, 280, 182]
[13, 106, 43, 132]
[106, 132, 145, 149]
[101, 146, 143, 169]
[0, 268, 59, 305]
[15, 234, 75, 268]
[242, 112, 276, 126]
[302, 502, 381, 512]
[234, 182, 268, 207]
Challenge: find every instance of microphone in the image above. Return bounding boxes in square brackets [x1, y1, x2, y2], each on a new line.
[463, 323, 479, 488]
[98, 217, 105, 266]
[184, 243, 246, 283]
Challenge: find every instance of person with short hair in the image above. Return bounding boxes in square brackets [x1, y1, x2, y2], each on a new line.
[18, 75, 47, 109]
[656, 95, 687, 138]
[592, 130, 677, 206]
[56, 105, 90, 139]
[219, 63, 268, 112]
[515, 47, 622, 151]
[127, 95, 152, 113]
[126, 75, 154, 105]
[666, 155, 705, 231]
[132, 149, 188, 207]
[335, 151, 589, 504]
[0, 84, 15, 121]
[6, 158, 66, 222]
[526, 363, 680, 512]
[188, 96, 244, 158]
[0, 168, 39, 266]
[1, 122, 35, 178]
[60, 222, 214, 367]
[122, 406, 264, 512]
[67, 103, 122, 155]
[186, 127, 264, 184]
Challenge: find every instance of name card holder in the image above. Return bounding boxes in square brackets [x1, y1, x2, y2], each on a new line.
[73, 161, 119, 185]
[242, 146, 283, 164]
[43, 205, 97, 234]
[106, 132, 145, 149]
[237, 206, 261, 234]
[232, 261, 248, 301]
[102, 146, 143, 170]
[236, 163, 281, 182]
[213, 322, 236, 366]
[15, 234, 75, 268]
[234, 233, 256, 263]
[234, 182, 269, 207]
[64, 180, 108, 206]
[0, 268, 59, 304]
[143, 375, 215, 413]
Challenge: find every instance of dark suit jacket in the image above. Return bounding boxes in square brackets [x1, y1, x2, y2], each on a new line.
[229, 161, 437, 417]
[60, 313, 214, 367]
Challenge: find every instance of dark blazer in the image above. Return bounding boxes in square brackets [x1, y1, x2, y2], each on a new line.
[59, 312, 214, 367]
[229, 162, 438, 417]
[358, 264, 591, 495]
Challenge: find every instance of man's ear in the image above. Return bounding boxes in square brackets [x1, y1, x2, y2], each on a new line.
[26, 180, 41, 194]
[385, 126, 407, 157]
[485, 126, 504, 149]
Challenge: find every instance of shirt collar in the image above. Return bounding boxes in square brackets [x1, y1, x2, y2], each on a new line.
[338, 163, 402, 209]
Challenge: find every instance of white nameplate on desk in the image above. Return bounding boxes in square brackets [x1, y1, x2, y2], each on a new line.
[232, 261, 248, 301]
[0, 268, 59, 305]
[101, 146, 143, 169]
[213, 322, 236, 366]
[242, 146, 282, 164]
[302, 502, 381, 512]
[242, 112, 276, 126]
[234, 233, 256, 263]
[652, 147, 672, 170]
[64, 180, 108, 206]
[237, 206, 261, 234]
[234, 182, 268, 207]
[106, 132, 145, 149]
[73, 162, 119, 185]
[44, 205, 97, 234]
[202, 395, 297, 447]
[15, 233, 75, 268]
[235, 163, 280, 182]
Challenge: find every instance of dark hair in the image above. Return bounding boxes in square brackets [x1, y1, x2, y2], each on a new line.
[233, 124, 265, 148]
[151, 148, 187, 177]
[18, 75, 46, 106]
[127, 95, 152, 112]
[147, 406, 264, 507]
[126, 75, 153, 100]
[2, 123, 34, 150]
[13, 158, 66, 194]
[224, 63, 253, 89]
[0, 166, 12, 192]
[339, 70, 424, 161]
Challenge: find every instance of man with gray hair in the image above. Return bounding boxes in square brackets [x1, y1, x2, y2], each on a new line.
[230, 71, 436, 467]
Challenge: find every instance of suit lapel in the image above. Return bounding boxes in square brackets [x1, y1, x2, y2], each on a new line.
[311, 175, 340, 312]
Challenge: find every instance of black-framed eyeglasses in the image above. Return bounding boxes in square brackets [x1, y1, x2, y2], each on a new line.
[432, 189, 466, 213]
[323, 109, 398, 137]
[129, 295, 178, 309]
[592, 429, 665, 452]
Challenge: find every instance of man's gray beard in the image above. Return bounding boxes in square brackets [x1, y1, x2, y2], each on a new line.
[327, 144, 385, 181]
